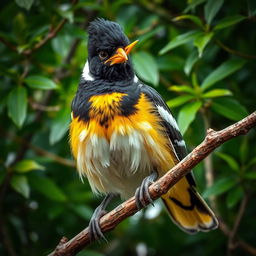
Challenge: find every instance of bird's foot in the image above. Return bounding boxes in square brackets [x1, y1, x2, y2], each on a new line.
[88, 193, 114, 242]
[135, 171, 158, 210]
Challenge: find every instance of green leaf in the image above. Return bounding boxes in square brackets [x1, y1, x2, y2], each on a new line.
[25, 76, 58, 90]
[215, 152, 240, 172]
[244, 171, 256, 180]
[203, 177, 237, 198]
[173, 15, 204, 29]
[185, 0, 207, 13]
[28, 174, 67, 202]
[167, 95, 194, 108]
[7, 86, 27, 127]
[50, 108, 71, 145]
[184, 50, 198, 75]
[58, 9, 74, 23]
[226, 187, 243, 208]
[247, 157, 256, 169]
[15, 0, 34, 10]
[204, 0, 224, 25]
[52, 35, 73, 58]
[133, 51, 159, 86]
[214, 15, 246, 30]
[11, 175, 30, 198]
[70, 204, 93, 220]
[177, 101, 202, 135]
[194, 32, 214, 57]
[157, 55, 184, 71]
[137, 26, 164, 44]
[169, 85, 195, 94]
[14, 159, 45, 173]
[211, 98, 248, 121]
[201, 59, 246, 90]
[159, 31, 201, 55]
[202, 89, 232, 98]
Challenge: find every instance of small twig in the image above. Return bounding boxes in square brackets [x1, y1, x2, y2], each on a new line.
[0, 0, 78, 56]
[215, 40, 256, 60]
[159, 75, 173, 89]
[218, 219, 256, 256]
[29, 99, 60, 112]
[30, 144, 75, 168]
[141, 2, 175, 23]
[0, 220, 17, 256]
[0, 36, 17, 52]
[22, 20, 67, 56]
[0, 124, 75, 168]
[49, 112, 256, 256]
[22, 0, 78, 56]
[228, 194, 250, 252]
[129, 20, 159, 37]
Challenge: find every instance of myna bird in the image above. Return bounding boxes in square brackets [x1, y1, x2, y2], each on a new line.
[69, 18, 218, 240]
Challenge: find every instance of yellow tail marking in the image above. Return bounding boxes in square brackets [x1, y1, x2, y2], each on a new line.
[162, 176, 217, 233]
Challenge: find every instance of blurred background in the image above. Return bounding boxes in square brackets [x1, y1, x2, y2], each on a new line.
[0, 0, 256, 255]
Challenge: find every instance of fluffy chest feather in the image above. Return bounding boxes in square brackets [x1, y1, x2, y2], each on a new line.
[69, 93, 176, 198]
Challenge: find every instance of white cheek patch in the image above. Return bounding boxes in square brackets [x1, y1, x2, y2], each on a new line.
[157, 105, 179, 131]
[82, 61, 94, 81]
[134, 75, 139, 83]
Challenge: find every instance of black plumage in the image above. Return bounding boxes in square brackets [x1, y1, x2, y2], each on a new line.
[87, 18, 134, 81]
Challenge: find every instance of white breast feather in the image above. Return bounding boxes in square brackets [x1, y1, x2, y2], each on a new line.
[77, 127, 161, 197]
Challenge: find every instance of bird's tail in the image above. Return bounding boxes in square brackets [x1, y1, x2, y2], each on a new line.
[161, 176, 218, 234]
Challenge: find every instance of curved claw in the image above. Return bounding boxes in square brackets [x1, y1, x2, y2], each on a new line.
[135, 171, 158, 210]
[88, 208, 107, 242]
[88, 194, 115, 242]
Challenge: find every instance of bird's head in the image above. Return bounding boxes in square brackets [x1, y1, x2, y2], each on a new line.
[86, 18, 138, 81]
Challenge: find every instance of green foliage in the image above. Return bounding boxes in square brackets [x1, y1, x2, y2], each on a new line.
[178, 101, 202, 135]
[201, 59, 246, 90]
[0, 1, 256, 256]
[204, 0, 224, 25]
[133, 51, 159, 86]
[25, 76, 58, 90]
[7, 86, 27, 127]
[203, 177, 237, 198]
[14, 159, 45, 173]
[10, 175, 30, 198]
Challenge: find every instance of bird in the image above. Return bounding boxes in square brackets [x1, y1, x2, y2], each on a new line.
[69, 18, 218, 240]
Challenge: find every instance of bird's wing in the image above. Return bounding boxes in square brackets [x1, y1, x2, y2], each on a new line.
[140, 82, 196, 187]
[140, 82, 218, 233]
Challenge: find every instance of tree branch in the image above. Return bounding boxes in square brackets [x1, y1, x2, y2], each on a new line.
[49, 111, 256, 256]
[215, 40, 256, 60]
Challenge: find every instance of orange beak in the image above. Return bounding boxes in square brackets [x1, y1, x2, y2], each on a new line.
[104, 40, 139, 65]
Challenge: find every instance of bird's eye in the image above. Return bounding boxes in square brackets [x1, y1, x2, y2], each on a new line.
[98, 51, 108, 60]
